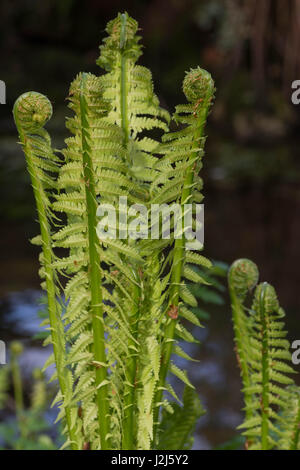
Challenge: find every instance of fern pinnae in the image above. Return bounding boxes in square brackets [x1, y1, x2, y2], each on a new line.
[157, 386, 204, 450]
[277, 386, 300, 450]
[13, 92, 78, 449]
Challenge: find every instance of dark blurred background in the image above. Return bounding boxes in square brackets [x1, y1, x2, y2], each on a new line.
[0, 0, 300, 449]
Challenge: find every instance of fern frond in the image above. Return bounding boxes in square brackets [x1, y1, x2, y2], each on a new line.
[153, 67, 215, 442]
[13, 92, 78, 449]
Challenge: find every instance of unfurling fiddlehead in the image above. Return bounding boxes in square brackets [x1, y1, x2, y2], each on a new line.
[229, 259, 300, 450]
[153, 67, 215, 444]
[78, 73, 110, 449]
[228, 258, 258, 443]
[13, 93, 78, 449]
[97, 12, 170, 450]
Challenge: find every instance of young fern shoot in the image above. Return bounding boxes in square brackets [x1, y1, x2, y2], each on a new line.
[96, 12, 170, 449]
[228, 259, 259, 439]
[229, 259, 300, 450]
[13, 93, 78, 449]
[153, 67, 215, 443]
[79, 73, 110, 449]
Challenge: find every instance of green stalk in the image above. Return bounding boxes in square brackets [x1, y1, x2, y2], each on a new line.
[259, 283, 269, 450]
[120, 55, 129, 145]
[13, 95, 78, 450]
[154, 72, 214, 441]
[228, 285, 252, 403]
[79, 75, 110, 449]
[118, 16, 140, 448]
[122, 281, 140, 450]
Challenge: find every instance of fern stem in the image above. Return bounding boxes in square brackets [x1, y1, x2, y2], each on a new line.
[117, 13, 140, 449]
[229, 286, 252, 401]
[120, 55, 129, 144]
[122, 281, 140, 449]
[259, 283, 270, 450]
[79, 74, 110, 449]
[13, 95, 78, 450]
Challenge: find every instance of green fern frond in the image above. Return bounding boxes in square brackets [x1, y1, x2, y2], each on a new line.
[13, 92, 78, 449]
[153, 67, 215, 442]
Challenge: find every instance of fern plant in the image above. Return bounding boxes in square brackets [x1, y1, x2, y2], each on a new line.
[228, 259, 300, 450]
[13, 12, 215, 450]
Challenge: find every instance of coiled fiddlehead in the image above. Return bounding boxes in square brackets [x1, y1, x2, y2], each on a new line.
[228, 258, 259, 301]
[13, 92, 58, 214]
[14, 92, 52, 130]
[182, 66, 215, 104]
